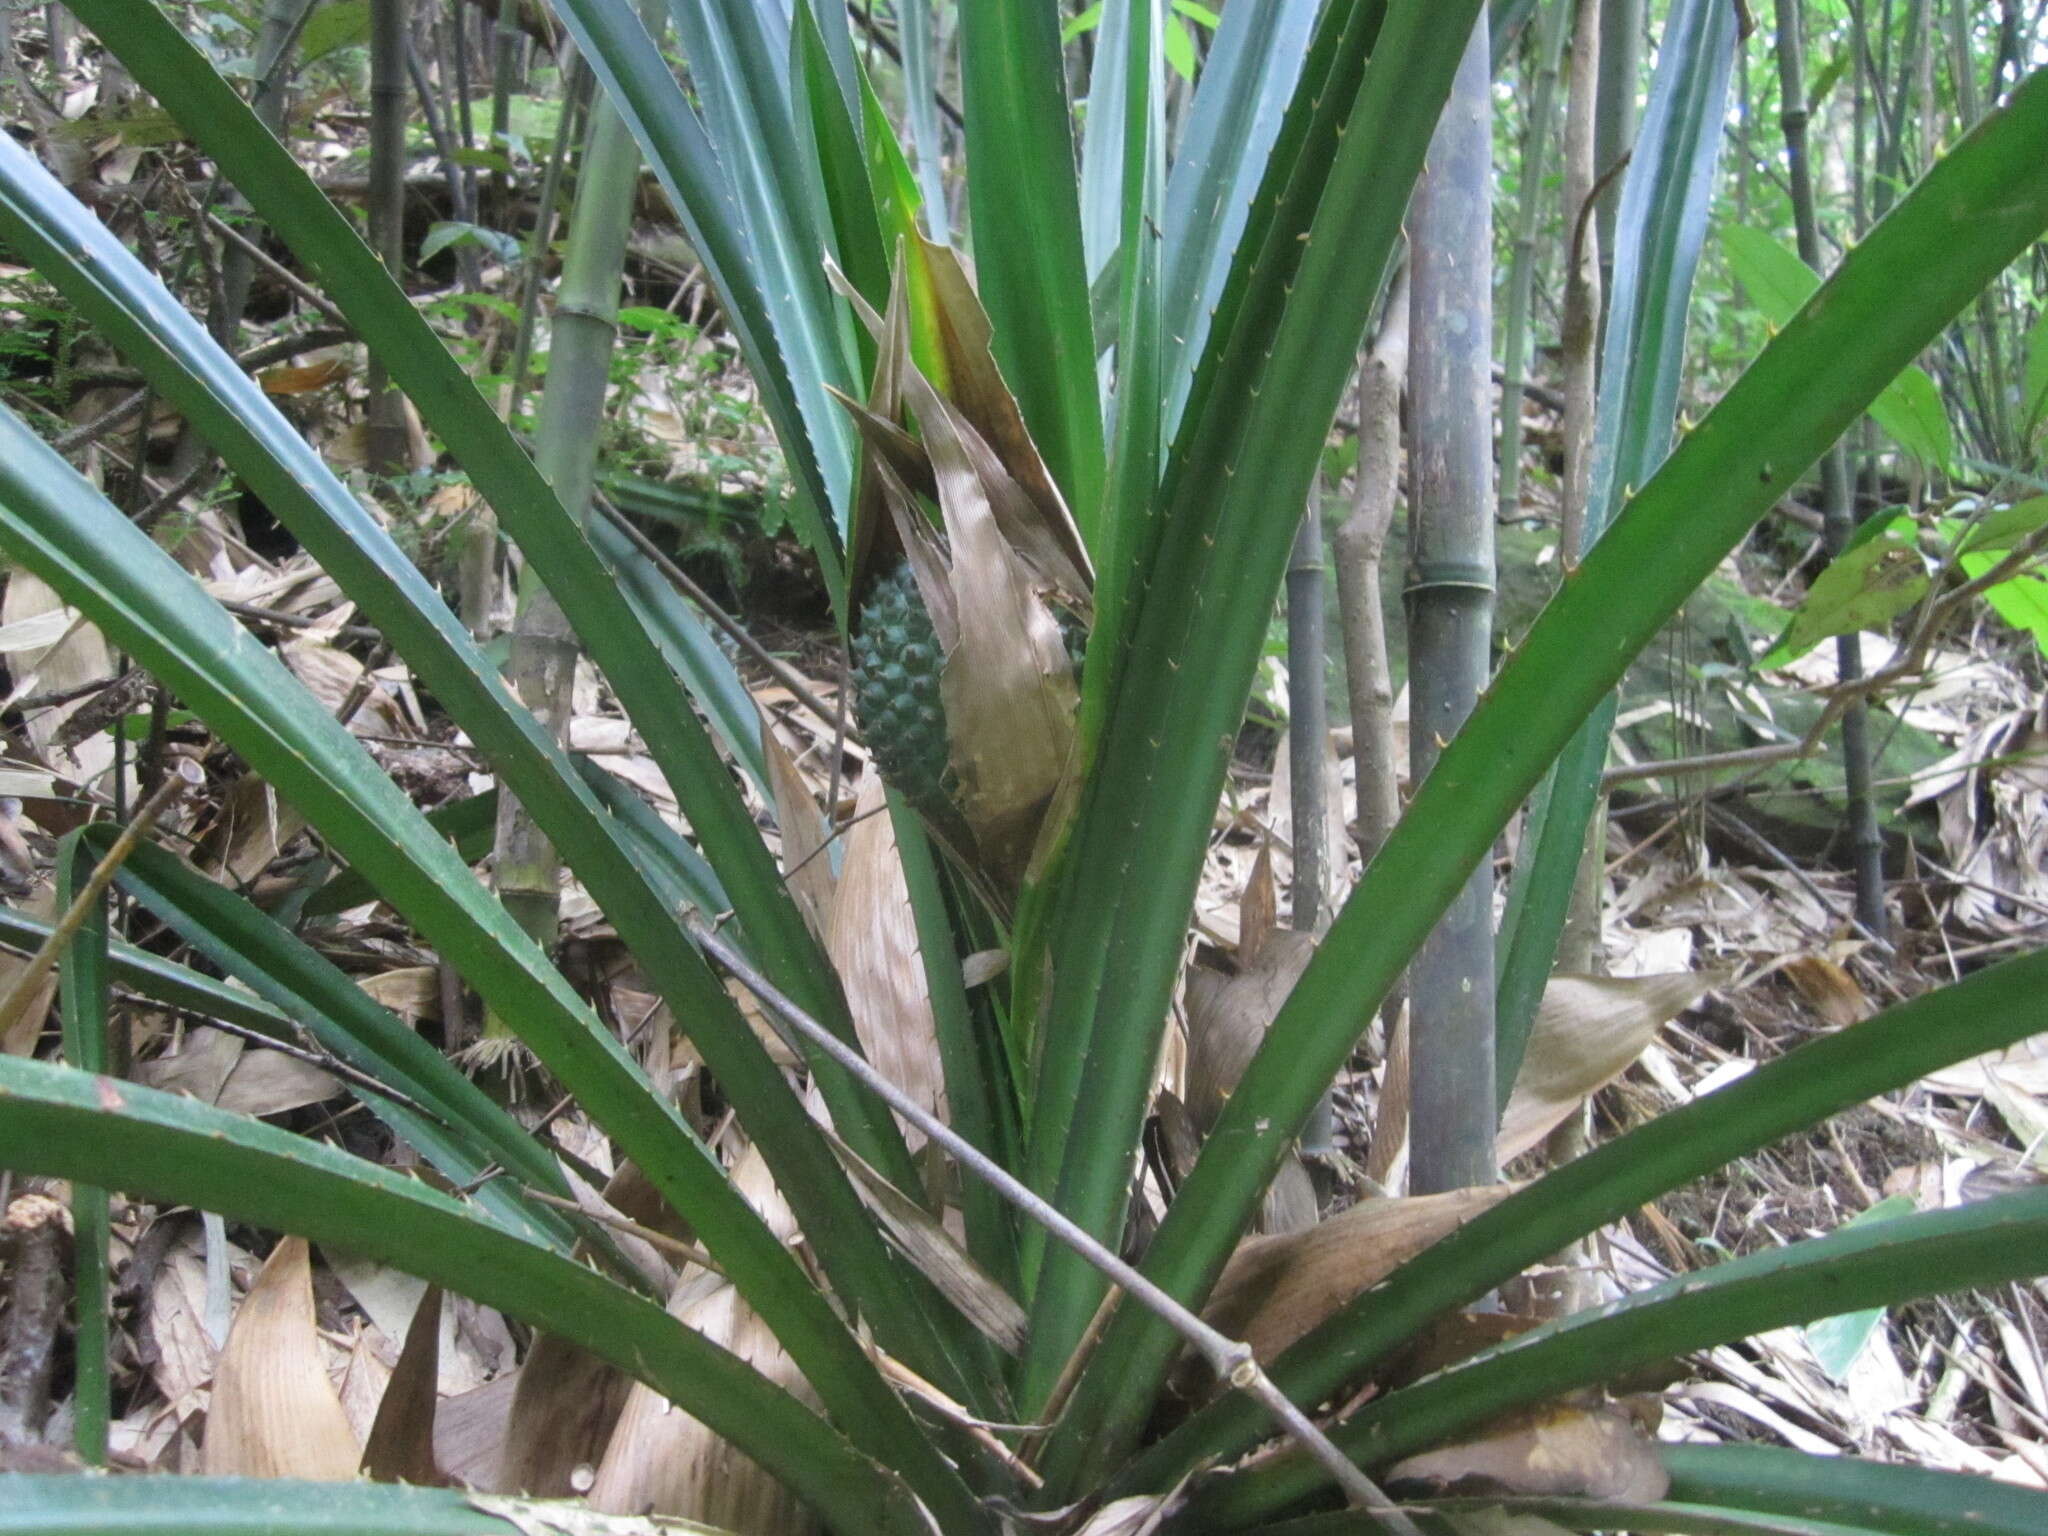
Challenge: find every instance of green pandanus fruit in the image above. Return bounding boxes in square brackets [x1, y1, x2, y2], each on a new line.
[850, 560, 1086, 835]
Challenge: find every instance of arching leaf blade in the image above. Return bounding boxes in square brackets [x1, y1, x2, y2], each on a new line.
[0, 1056, 926, 1536]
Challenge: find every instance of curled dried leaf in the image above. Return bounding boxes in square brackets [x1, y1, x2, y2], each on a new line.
[1386, 1400, 1670, 1503]
[1498, 972, 1709, 1164]
[1201, 1186, 1514, 1367]
[1185, 932, 1317, 1135]
[360, 1284, 446, 1485]
[762, 706, 836, 943]
[826, 775, 945, 1133]
[586, 1149, 815, 1533]
[202, 1235, 359, 1480]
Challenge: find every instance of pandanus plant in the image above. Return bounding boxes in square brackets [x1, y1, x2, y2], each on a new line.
[3, 1, 2048, 1532]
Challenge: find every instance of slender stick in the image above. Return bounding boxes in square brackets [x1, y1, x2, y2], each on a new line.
[1497, 0, 1572, 522]
[1285, 482, 1329, 932]
[683, 913, 1417, 1527]
[0, 761, 199, 1042]
[1775, 0, 1887, 942]
[593, 495, 842, 729]
[524, 1188, 722, 1275]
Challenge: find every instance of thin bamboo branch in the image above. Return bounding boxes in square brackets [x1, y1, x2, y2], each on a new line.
[1286, 482, 1330, 931]
[683, 914, 1416, 1528]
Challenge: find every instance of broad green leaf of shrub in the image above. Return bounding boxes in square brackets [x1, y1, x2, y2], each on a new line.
[1164, 15, 1197, 79]
[1723, 223, 1820, 321]
[1761, 510, 1927, 667]
[419, 221, 522, 266]
[1868, 362, 1955, 473]
[1961, 551, 2048, 655]
[1948, 495, 2048, 556]
[297, 0, 370, 65]
[1725, 225, 1953, 471]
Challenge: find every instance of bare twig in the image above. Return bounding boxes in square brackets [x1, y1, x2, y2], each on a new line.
[64, 327, 350, 398]
[525, 1188, 723, 1276]
[593, 493, 843, 729]
[134, 455, 225, 533]
[203, 213, 351, 327]
[112, 993, 437, 1113]
[219, 598, 382, 644]
[1604, 521, 2048, 792]
[0, 760, 200, 1043]
[683, 913, 1418, 1527]
[1603, 739, 1810, 785]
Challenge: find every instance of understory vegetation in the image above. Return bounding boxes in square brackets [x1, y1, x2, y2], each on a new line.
[0, 2, 2046, 1534]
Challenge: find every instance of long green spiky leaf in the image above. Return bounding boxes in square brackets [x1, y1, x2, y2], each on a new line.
[1262, 1503, 1873, 1536]
[0, 1057, 925, 1536]
[2, 891, 573, 1254]
[584, 516, 770, 799]
[1495, 0, 1737, 1101]
[1077, 0, 1132, 288]
[0, 1477, 740, 1536]
[1124, 953, 2048, 1496]
[505, 0, 854, 580]
[1057, 63, 2048, 1479]
[1660, 1444, 2048, 1536]
[1264, 1473, 2048, 1536]
[28, 9, 995, 1412]
[1021, 0, 1389, 1293]
[898, 0, 950, 240]
[959, 0, 1106, 531]
[1211, 1447, 2048, 1536]
[90, 835, 579, 1227]
[1027, 4, 1479, 1450]
[62, 0, 895, 1174]
[1157, 0, 1321, 438]
[890, 792, 1022, 1288]
[793, 0, 890, 342]
[0, 400, 975, 1520]
[1186, 1186, 2048, 1525]
[650, 0, 863, 542]
[301, 791, 499, 919]
[1071, 0, 1166, 800]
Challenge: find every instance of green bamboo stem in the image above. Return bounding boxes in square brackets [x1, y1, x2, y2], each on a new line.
[485, 64, 645, 1036]
[365, 0, 411, 476]
[1592, 0, 1640, 299]
[1774, 0, 1888, 942]
[1497, 0, 1570, 522]
[1403, 12, 1498, 1197]
[504, 59, 590, 418]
